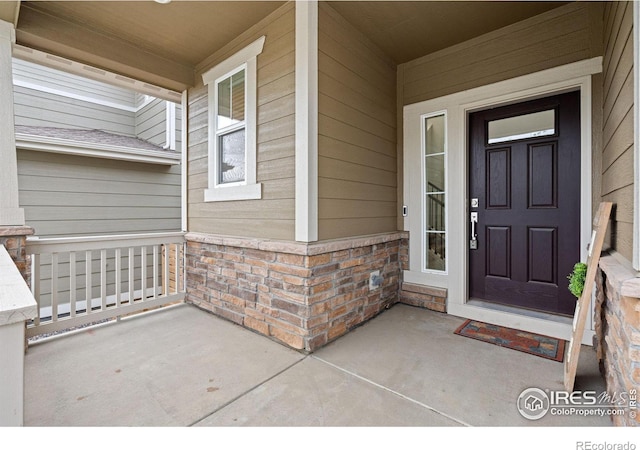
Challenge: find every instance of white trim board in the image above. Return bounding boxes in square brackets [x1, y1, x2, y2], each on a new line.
[403, 57, 602, 344]
[294, 0, 319, 242]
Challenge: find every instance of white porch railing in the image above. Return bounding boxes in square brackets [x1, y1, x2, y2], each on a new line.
[25, 232, 186, 339]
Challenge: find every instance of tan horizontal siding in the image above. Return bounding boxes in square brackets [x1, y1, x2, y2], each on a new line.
[602, 1, 634, 260]
[603, 185, 634, 224]
[401, 2, 595, 105]
[601, 149, 634, 195]
[319, 115, 396, 157]
[187, 3, 295, 240]
[319, 156, 396, 187]
[318, 217, 398, 240]
[319, 199, 396, 220]
[188, 218, 293, 241]
[18, 150, 181, 237]
[602, 106, 633, 171]
[318, 3, 397, 240]
[319, 135, 396, 171]
[319, 178, 397, 203]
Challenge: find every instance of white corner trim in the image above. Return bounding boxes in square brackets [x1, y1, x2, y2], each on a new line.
[201, 36, 266, 85]
[164, 101, 177, 150]
[181, 90, 188, 232]
[204, 183, 262, 202]
[295, 0, 319, 243]
[634, 1, 640, 270]
[16, 133, 181, 165]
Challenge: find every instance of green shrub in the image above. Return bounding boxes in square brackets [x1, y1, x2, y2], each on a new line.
[567, 262, 587, 299]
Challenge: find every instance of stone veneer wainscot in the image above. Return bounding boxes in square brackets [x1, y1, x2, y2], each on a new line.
[185, 232, 409, 351]
[595, 253, 640, 426]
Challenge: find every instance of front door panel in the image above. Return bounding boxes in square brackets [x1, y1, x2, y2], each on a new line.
[469, 92, 581, 316]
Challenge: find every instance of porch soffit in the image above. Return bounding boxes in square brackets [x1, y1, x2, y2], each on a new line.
[11, 1, 568, 91]
[14, 1, 286, 91]
[327, 1, 569, 64]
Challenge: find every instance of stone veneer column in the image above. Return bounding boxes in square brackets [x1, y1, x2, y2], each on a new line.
[0, 20, 25, 227]
[595, 254, 640, 426]
[185, 232, 408, 352]
[0, 226, 34, 284]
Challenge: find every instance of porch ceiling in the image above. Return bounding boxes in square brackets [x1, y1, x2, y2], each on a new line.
[327, 1, 569, 64]
[11, 1, 568, 92]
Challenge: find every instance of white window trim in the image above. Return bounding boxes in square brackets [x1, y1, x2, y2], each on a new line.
[202, 36, 264, 202]
[421, 110, 448, 275]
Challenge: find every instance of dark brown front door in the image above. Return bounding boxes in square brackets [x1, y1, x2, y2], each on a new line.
[469, 91, 581, 316]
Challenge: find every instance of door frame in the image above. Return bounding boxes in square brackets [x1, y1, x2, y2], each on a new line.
[403, 57, 602, 344]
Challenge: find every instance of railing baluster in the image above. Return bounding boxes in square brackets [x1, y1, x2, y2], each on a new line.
[141, 246, 147, 302]
[51, 252, 58, 322]
[175, 243, 182, 293]
[100, 249, 107, 310]
[152, 245, 159, 299]
[115, 248, 122, 308]
[70, 251, 76, 318]
[128, 247, 134, 304]
[182, 243, 186, 292]
[85, 250, 92, 315]
[32, 253, 41, 326]
[163, 243, 169, 296]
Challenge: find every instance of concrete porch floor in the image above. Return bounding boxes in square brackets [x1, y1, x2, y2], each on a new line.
[24, 303, 611, 427]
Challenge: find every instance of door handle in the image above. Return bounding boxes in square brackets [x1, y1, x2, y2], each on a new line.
[470, 212, 478, 250]
[470, 212, 478, 238]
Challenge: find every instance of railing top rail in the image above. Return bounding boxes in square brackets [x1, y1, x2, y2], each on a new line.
[0, 245, 37, 326]
[26, 231, 185, 254]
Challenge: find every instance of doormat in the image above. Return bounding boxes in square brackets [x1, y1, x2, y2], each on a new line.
[454, 320, 566, 362]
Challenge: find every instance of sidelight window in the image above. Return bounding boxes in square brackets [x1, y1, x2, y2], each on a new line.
[423, 113, 446, 272]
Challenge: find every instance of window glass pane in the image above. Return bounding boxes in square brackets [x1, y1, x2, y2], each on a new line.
[426, 233, 446, 271]
[426, 154, 444, 192]
[218, 128, 245, 184]
[426, 194, 445, 231]
[425, 115, 445, 155]
[488, 109, 555, 144]
[217, 69, 245, 129]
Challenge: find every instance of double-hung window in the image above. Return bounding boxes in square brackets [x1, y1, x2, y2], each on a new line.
[202, 36, 265, 202]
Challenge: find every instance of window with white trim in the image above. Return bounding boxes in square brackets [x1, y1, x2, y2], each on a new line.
[423, 112, 447, 272]
[202, 36, 265, 202]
